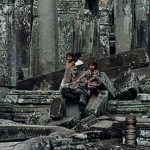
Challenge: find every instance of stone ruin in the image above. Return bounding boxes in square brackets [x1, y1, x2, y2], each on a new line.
[0, 0, 150, 150]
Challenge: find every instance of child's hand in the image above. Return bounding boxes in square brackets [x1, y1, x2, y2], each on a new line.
[75, 79, 80, 84]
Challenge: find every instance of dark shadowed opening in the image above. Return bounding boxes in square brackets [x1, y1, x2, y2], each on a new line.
[85, 0, 99, 16]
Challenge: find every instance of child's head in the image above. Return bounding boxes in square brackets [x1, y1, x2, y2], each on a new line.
[66, 52, 75, 63]
[88, 62, 98, 70]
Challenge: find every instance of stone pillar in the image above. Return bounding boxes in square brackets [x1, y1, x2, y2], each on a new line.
[0, 2, 16, 87]
[29, 0, 39, 76]
[93, 0, 113, 58]
[114, 0, 132, 53]
[132, 1, 149, 50]
[38, 0, 58, 74]
[15, 0, 31, 79]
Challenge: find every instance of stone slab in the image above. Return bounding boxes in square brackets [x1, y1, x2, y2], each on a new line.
[0, 124, 72, 141]
[85, 90, 108, 116]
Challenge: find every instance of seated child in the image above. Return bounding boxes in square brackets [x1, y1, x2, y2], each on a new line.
[75, 62, 100, 104]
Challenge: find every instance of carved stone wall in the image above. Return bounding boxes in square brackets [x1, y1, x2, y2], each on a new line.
[0, 3, 15, 86]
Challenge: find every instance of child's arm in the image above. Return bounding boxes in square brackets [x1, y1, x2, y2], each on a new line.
[75, 73, 85, 83]
[75, 70, 89, 83]
[88, 70, 99, 83]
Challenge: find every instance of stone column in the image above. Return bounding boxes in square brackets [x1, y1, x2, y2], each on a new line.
[132, 1, 149, 50]
[0, 3, 16, 87]
[0, 2, 16, 99]
[38, 0, 58, 74]
[114, 0, 132, 53]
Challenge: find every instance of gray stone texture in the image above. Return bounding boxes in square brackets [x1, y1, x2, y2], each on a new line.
[15, 0, 31, 76]
[0, 4, 14, 86]
[38, 0, 58, 74]
[114, 0, 132, 53]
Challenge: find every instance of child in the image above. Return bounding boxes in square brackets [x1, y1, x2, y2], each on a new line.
[60, 52, 77, 89]
[75, 62, 100, 104]
[60, 52, 80, 101]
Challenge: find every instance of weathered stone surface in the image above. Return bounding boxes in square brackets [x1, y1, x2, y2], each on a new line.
[38, 0, 58, 74]
[0, 124, 72, 141]
[29, 18, 39, 77]
[50, 97, 65, 120]
[108, 100, 150, 114]
[48, 117, 75, 129]
[114, 0, 132, 53]
[65, 101, 81, 120]
[137, 93, 150, 102]
[131, 66, 150, 81]
[99, 73, 115, 97]
[91, 120, 113, 129]
[17, 69, 64, 90]
[85, 90, 108, 116]
[114, 72, 140, 100]
[74, 114, 98, 130]
[141, 81, 150, 94]
[92, 0, 113, 58]
[15, 1, 31, 76]
[0, 4, 15, 87]
[0, 90, 64, 124]
[0, 142, 20, 150]
[84, 48, 149, 71]
[132, 1, 149, 50]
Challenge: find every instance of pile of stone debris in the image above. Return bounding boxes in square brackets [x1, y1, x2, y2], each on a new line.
[1, 49, 150, 149]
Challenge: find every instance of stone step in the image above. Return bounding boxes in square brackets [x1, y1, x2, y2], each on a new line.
[0, 90, 64, 123]
[108, 100, 150, 106]
[0, 124, 72, 142]
[108, 99, 150, 114]
[10, 90, 61, 95]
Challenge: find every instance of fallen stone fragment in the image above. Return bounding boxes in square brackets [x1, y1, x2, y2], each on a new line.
[140, 80, 150, 94]
[47, 117, 75, 129]
[99, 72, 115, 98]
[91, 120, 113, 129]
[85, 90, 108, 116]
[50, 97, 65, 120]
[73, 114, 98, 130]
[115, 72, 140, 100]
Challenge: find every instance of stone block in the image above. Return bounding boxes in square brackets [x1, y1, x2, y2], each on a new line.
[108, 99, 150, 114]
[65, 101, 81, 120]
[99, 73, 115, 98]
[50, 97, 65, 120]
[74, 114, 98, 130]
[0, 124, 72, 141]
[85, 90, 108, 116]
[115, 72, 140, 100]
[137, 93, 150, 102]
[91, 120, 113, 130]
[48, 117, 75, 129]
[140, 80, 150, 94]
